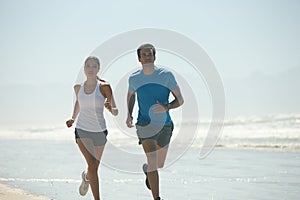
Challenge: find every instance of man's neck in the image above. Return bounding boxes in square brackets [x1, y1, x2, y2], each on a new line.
[142, 63, 155, 75]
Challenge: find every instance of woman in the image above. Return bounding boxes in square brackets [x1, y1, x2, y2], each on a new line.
[66, 56, 118, 200]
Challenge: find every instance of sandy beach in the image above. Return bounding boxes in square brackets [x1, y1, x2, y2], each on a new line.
[0, 138, 299, 200]
[0, 182, 50, 200]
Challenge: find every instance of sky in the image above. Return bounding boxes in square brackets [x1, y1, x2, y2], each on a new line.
[0, 0, 300, 125]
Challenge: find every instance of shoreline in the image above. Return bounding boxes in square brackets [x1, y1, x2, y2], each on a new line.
[0, 140, 299, 199]
[0, 182, 50, 200]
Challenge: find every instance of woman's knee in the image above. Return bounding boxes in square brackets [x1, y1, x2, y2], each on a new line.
[88, 158, 99, 172]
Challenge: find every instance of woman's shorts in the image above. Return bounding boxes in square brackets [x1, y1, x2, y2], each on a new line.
[136, 121, 174, 148]
[75, 128, 108, 146]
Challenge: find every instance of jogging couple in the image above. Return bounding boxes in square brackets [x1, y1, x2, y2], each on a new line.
[66, 43, 184, 200]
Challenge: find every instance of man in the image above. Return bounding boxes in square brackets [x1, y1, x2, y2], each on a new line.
[126, 43, 184, 200]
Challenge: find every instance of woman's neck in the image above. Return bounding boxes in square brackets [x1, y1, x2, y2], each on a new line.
[85, 78, 97, 85]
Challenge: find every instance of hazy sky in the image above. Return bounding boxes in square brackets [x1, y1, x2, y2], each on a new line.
[0, 0, 299, 125]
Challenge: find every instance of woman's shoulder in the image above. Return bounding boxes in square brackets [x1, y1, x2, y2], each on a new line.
[98, 79, 112, 92]
[98, 79, 110, 87]
[73, 83, 82, 94]
[98, 79, 112, 98]
[73, 83, 82, 90]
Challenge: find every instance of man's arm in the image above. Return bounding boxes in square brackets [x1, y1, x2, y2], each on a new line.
[126, 90, 136, 128]
[153, 87, 184, 113]
[168, 87, 184, 109]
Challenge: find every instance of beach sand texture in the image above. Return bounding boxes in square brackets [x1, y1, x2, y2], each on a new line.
[0, 183, 50, 200]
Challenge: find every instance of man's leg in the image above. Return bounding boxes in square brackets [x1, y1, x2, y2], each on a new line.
[156, 145, 169, 169]
[156, 123, 173, 169]
[141, 139, 160, 199]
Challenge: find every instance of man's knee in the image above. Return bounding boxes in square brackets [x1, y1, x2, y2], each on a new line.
[146, 155, 158, 172]
[158, 162, 165, 169]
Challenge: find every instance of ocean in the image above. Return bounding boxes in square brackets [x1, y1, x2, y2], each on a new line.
[1, 113, 299, 151]
[0, 113, 299, 199]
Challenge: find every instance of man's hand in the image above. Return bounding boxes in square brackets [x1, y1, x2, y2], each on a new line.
[152, 101, 168, 113]
[126, 115, 134, 128]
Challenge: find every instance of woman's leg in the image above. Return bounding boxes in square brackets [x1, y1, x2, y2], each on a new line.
[77, 138, 105, 200]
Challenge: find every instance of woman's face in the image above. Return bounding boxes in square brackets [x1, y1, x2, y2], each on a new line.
[84, 59, 99, 78]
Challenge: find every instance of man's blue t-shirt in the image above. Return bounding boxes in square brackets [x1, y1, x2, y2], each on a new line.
[129, 67, 178, 125]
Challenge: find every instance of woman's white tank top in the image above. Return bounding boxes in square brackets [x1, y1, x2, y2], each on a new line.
[76, 81, 107, 132]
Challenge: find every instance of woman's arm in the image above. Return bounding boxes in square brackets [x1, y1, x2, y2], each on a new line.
[100, 82, 118, 116]
[66, 85, 80, 128]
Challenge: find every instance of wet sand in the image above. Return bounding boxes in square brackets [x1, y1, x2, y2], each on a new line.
[0, 182, 50, 200]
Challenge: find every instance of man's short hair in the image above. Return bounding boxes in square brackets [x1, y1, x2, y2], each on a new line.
[137, 43, 156, 58]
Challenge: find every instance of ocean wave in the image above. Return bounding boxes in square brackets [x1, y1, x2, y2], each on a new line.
[213, 143, 300, 151]
[0, 113, 299, 151]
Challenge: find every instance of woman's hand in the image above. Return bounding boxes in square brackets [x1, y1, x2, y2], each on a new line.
[66, 118, 74, 128]
[104, 99, 118, 116]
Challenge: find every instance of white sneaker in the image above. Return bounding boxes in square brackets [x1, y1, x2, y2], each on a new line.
[79, 171, 89, 196]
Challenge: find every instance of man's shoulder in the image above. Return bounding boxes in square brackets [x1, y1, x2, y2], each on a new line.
[129, 69, 143, 85]
[130, 69, 143, 78]
[156, 67, 173, 76]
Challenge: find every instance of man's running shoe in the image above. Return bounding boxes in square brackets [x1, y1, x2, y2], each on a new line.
[142, 163, 151, 190]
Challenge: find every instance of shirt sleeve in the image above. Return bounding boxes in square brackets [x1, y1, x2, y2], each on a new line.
[128, 76, 136, 92]
[167, 71, 179, 91]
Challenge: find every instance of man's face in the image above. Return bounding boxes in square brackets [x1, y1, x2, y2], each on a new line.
[139, 48, 155, 65]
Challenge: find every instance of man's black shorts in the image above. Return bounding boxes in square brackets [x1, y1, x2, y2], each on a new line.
[136, 121, 174, 148]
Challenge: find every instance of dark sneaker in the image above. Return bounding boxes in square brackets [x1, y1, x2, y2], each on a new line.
[155, 197, 162, 200]
[142, 163, 151, 190]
